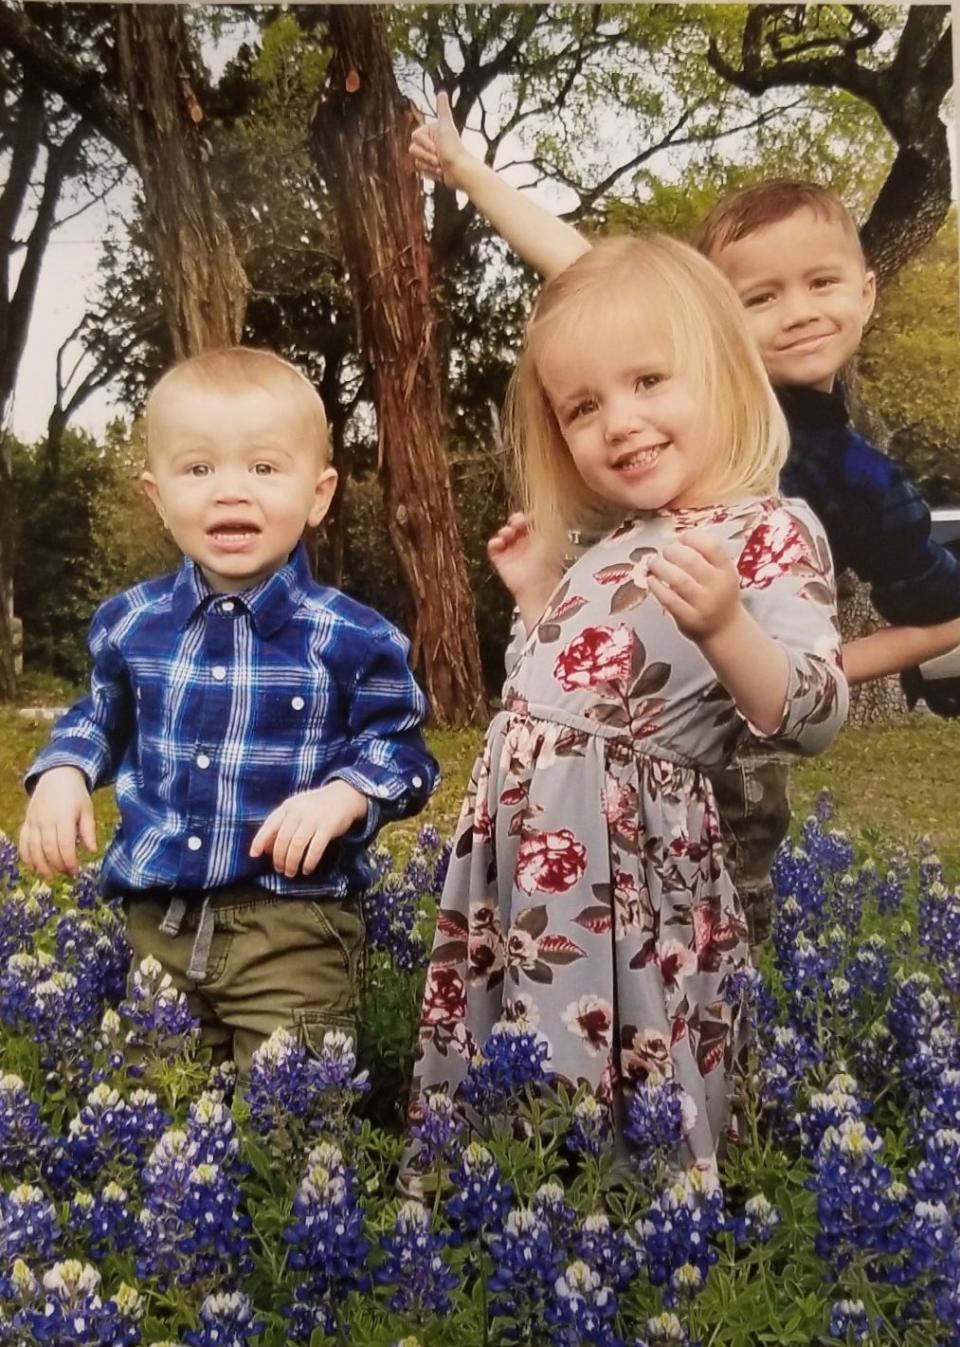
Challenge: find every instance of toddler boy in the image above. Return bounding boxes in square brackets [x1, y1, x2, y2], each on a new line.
[410, 97, 960, 945]
[21, 347, 438, 1076]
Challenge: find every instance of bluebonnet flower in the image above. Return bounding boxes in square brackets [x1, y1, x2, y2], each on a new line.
[135, 1127, 252, 1288]
[446, 1141, 512, 1239]
[0, 1182, 60, 1261]
[730, 1192, 781, 1244]
[55, 906, 130, 1011]
[920, 1068, 960, 1136]
[361, 848, 431, 971]
[183, 1290, 263, 1347]
[796, 1073, 862, 1158]
[186, 1090, 241, 1168]
[573, 1211, 636, 1291]
[0, 832, 22, 889]
[909, 1128, 960, 1202]
[68, 1083, 168, 1177]
[759, 1025, 820, 1121]
[567, 1093, 612, 1158]
[408, 1090, 465, 1168]
[376, 1201, 459, 1320]
[829, 1297, 871, 1342]
[635, 1164, 726, 1297]
[67, 1182, 135, 1261]
[487, 1204, 565, 1326]
[644, 1309, 689, 1344]
[853, 1019, 898, 1093]
[800, 814, 855, 877]
[460, 1021, 553, 1115]
[772, 844, 828, 937]
[282, 1141, 369, 1341]
[118, 955, 200, 1053]
[890, 1198, 955, 1284]
[624, 1074, 686, 1173]
[918, 881, 960, 995]
[70, 863, 102, 911]
[0, 1072, 54, 1182]
[810, 1119, 902, 1271]
[246, 1027, 368, 1147]
[845, 934, 890, 1005]
[0, 882, 56, 961]
[543, 1259, 620, 1347]
[10, 1260, 143, 1347]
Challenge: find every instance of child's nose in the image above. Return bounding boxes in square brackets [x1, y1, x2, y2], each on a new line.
[214, 473, 252, 502]
[780, 287, 820, 328]
[604, 398, 643, 443]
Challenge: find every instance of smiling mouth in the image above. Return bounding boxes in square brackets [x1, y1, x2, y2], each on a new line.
[779, 333, 832, 353]
[207, 524, 262, 542]
[614, 444, 667, 472]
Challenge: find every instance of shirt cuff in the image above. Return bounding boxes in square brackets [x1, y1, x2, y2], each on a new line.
[24, 751, 97, 796]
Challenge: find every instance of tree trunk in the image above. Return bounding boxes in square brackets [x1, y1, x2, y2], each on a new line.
[837, 571, 908, 726]
[310, 5, 487, 726]
[115, 5, 249, 356]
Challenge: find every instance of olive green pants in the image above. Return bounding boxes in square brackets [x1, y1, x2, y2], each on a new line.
[710, 748, 792, 951]
[124, 885, 364, 1084]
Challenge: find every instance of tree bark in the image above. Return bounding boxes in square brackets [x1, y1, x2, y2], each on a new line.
[310, 5, 487, 726]
[115, 5, 249, 356]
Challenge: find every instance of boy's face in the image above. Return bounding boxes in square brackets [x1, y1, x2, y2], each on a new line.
[711, 208, 876, 392]
[142, 381, 337, 593]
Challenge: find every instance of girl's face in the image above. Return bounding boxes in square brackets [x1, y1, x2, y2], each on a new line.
[536, 309, 720, 513]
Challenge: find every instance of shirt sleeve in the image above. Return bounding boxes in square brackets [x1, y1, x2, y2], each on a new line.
[24, 600, 135, 794]
[326, 625, 440, 843]
[843, 448, 960, 626]
[734, 502, 849, 756]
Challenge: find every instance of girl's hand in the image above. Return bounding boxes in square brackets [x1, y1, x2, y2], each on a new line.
[409, 91, 470, 188]
[647, 531, 742, 642]
[488, 513, 564, 632]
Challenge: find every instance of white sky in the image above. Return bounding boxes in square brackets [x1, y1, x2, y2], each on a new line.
[6, 4, 960, 445]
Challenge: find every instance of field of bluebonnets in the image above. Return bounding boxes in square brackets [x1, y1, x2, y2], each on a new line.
[1, 745, 959, 1347]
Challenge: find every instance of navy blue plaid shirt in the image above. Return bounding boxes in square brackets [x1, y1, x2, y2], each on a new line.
[779, 385, 960, 627]
[26, 543, 439, 899]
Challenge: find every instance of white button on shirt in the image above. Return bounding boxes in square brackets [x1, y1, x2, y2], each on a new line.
[221, 600, 235, 613]
[291, 696, 305, 710]
[212, 666, 227, 681]
[187, 836, 202, 851]
[196, 753, 211, 770]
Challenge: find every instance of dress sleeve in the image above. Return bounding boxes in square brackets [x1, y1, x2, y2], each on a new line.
[24, 599, 135, 794]
[734, 500, 848, 756]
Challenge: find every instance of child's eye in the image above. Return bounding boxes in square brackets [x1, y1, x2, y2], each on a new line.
[636, 373, 666, 391]
[188, 463, 211, 477]
[742, 292, 774, 309]
[568, 398, 597, 422]
[811, 276, 838, 290]
[252, 462, 276, 476]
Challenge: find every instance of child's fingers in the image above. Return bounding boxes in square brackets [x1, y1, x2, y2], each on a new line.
[38, 821, 68, 878]
[676, 529, 729, 568]
[78, 802, 97, 855]
[436, 90, 455, 127]
[57, 814, 80, 874]
[301, 830, 332, 876]
[271, 813, 318, 878]
[250, 806, 284, 858]
[648, 573, 697, 628]
[18, 824, 50, 879]
[648, 555, 702, 605]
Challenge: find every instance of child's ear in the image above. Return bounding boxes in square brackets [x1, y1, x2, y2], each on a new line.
[308, 467, 339, 527]
[141, 470, 166, 527]
[861, 269, 877, 323]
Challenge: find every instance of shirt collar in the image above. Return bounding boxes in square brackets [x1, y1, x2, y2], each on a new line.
[170, 542, 312, 636]
[776, 381, 850, 432]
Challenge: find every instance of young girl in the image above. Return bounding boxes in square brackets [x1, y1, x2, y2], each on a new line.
[412, 235, 847, 1165]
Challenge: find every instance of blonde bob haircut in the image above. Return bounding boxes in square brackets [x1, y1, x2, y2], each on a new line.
[506, 233, 789, 557]
[144, 346, 331, 465]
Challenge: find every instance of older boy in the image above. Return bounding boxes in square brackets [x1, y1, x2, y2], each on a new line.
[411, 96, 960, 945]
[21, 347, 438, 1076]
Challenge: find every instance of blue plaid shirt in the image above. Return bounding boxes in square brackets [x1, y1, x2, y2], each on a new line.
[26, 544, 439, 899]
[779, 385, 960, 627]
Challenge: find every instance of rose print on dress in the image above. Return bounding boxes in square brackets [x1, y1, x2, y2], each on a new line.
[562, 994, 614, 1056]
[515, 828, 587, 896]
[506, 906, 586, 984]
[738, 513, 821, 590]
[554, 625, 634, 691]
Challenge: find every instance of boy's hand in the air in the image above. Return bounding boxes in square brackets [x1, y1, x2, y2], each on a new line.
[19, 766, 97, 878]
[250, 779, 368, 879]
[409, 91, 470, 189]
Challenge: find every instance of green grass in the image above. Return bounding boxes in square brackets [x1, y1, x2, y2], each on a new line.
[4, 701, 960, 870]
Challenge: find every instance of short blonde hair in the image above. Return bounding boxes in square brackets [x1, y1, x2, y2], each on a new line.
[145, 346, 330, 463]
[506, 233, 788, 554]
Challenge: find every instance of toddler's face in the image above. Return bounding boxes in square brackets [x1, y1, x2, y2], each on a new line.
[537, 310, 718, 513]
[142, 382, 336, 593]
[712, 208, 875, 392]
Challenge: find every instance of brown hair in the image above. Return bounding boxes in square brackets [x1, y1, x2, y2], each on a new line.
[692, 179, 864, 263]
[506, 233, 788, 557]
[145, 347, 330, 463]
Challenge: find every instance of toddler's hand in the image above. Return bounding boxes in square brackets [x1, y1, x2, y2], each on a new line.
[488, 512, 563, 608]
[409, 91, 470, 188]
[19, 766, 97, 878]
[250, 780, 368, 879]
[647, 530, 741, 642]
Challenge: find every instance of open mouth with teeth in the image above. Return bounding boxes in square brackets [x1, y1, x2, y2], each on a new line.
[207, 523, 262, 543]
[613, 444, 667, 472]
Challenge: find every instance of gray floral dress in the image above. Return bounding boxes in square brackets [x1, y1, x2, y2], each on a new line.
[413, 496, 847, 1162]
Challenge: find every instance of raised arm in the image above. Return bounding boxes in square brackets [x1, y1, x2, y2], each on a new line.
[410, 92, 589, 280]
